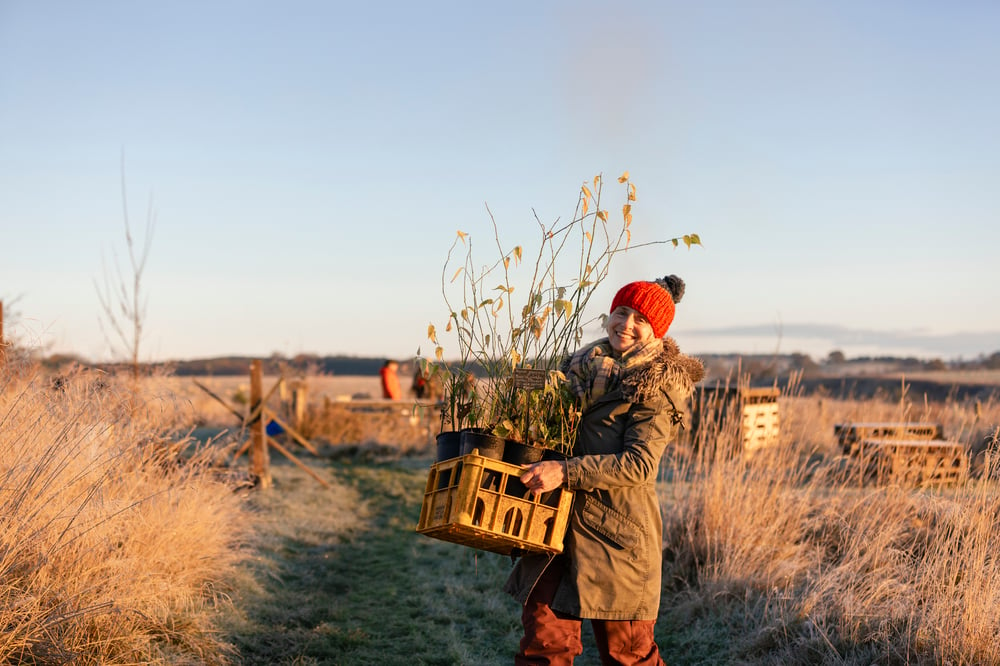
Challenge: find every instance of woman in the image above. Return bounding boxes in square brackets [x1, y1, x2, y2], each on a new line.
[504, 274, 704, 665]
[379, 359, 402, 400]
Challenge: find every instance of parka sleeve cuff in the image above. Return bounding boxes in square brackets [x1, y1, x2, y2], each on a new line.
[564, 457, 580, 489]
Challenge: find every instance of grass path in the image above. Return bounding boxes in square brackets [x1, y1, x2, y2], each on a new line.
[221, 456, 739, 665]
[222, 458, 523, 665]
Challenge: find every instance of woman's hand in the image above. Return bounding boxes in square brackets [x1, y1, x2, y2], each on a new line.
[519, 460, 566, 496]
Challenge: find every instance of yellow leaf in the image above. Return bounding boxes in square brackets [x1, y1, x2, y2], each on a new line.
[530, 317, 543, 340]
[581, 184, 592, 201]
[554, 299, 573, 318]
[503, 256, 510, 269]
[461, 308, 469, 321]
[427, 324, 437, 344]
[582, 197, 589, 216]
[451, 267, 464, 282]
[584, 231, 592, 242]
[579, 280, 593, 288]
[493, 296, 504, 315]
[628, 183, 636, 201]
[484, 334, 491, 347]
[510, 349, 522, 366]
[514, 246, 522, 263]
[456, 230, 468, 241]
[597, 210, 608, 222]
[689, 233, 702, 246]
[435, 346, 444, 361]
[671, 238, 679, 248]
[626, 229, 632, 244]
[593, 175, 600, 189]
[584, 263, 592, 276]
[557, 286, 566, 299]
[617, 170, 629, 183]
[446, 319, 453, 332]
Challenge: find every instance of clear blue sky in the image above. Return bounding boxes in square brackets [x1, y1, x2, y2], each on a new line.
[2, 1, 998, 363]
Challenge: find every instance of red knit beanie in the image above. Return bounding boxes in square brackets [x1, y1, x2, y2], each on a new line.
[610, 275, 684, 339]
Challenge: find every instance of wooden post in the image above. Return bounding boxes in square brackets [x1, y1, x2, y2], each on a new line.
[278, 376, 289, 420]
[293, 381, 308, 431]
[249, 360, 272, 489]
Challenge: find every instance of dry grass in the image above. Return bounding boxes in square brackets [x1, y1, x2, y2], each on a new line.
[0, 361, 253, 664]
[150, 374, 436, 452]
[152, 375, 397, 428]
[659, 376, 1000, 664]
[10, 357, 1000, 663]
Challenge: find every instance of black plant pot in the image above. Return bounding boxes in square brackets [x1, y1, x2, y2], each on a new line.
[434, 431, 464, 489]
[435, 431, 463, 462]
[502, 440, 547, 466]
[542, 448, 568, 462]
[459, 429, 506, 461]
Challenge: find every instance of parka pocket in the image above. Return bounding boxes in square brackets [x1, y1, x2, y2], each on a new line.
[579, 495, 642, 550]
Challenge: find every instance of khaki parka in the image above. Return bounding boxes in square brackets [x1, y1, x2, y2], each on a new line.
[504, 337, 704, 620]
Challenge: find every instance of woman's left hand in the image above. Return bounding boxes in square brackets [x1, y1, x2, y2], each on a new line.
[519, 460, 566, 496]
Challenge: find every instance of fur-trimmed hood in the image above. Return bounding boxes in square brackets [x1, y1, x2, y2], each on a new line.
[620, 336, 704, 404]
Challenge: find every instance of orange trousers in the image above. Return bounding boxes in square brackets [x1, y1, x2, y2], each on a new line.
[515, 556, 666, 666]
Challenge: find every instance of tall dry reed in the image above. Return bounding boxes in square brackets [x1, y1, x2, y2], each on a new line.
[0, 361, 252, 664]
[664, 374, 1000, 663]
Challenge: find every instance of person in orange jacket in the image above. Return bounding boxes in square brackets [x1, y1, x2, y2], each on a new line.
[379, 359, 402, 400]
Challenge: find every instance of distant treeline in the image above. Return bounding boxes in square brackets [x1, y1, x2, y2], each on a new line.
[40, 349, 1000, 378]
[162, 355, 407, 376]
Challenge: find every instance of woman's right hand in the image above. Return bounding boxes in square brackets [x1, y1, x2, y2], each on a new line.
[519, 460, 566, 496]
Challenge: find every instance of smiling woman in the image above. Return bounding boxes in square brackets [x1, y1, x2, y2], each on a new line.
[507, 273, 704, 664]
[605, 276, 684, 355]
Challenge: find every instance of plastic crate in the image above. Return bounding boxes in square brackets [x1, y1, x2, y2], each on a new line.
[415, 452, 574, 556]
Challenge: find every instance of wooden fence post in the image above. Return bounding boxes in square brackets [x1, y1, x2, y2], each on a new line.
[293, 381, 308, 431]
[249, 360, 272, 489]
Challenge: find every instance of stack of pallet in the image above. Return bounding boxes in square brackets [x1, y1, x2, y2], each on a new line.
[691, 386, 781, 456]
[835, 422, 967, 486]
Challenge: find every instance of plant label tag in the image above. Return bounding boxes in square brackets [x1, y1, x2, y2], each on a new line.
[512, 368, 546, 390]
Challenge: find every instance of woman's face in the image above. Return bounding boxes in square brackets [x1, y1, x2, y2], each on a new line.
[606, 305, 655, 354]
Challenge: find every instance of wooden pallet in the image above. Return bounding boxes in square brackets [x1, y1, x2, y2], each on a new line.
[835, 422, 943, 455]
[857, 438, 968, 486]
[692, 386, 780, 455]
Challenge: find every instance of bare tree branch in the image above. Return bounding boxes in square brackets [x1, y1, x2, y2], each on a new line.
[94, 152, 156, 384]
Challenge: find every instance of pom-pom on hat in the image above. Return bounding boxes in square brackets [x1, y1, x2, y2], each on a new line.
[610, 275, 685, 339]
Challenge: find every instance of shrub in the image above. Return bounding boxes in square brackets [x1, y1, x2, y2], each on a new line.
[0, 361, 252, 664]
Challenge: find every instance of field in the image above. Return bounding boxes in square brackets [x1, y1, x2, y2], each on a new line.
[3, 360, 1000, 664]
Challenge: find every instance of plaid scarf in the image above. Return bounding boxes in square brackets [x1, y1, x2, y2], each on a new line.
[563, 337, 664, 412]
